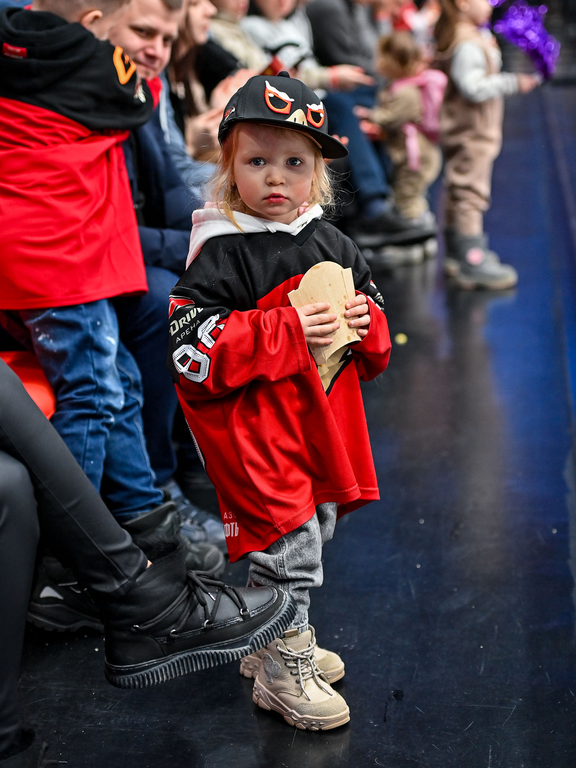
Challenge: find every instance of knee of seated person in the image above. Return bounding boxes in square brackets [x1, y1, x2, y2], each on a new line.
[0, 453, 40, 543]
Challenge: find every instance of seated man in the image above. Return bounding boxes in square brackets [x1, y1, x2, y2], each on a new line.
[0, 0, 223, 590]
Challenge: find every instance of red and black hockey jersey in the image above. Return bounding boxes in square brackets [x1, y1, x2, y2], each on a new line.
[0, 8, 155, 309]
[168, 207, 392, 561]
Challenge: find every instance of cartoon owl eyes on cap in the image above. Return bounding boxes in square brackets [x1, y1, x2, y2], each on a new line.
[264, 82, 294, 114]
[263, 82, 325, 128]
[306, 104, 325, 128]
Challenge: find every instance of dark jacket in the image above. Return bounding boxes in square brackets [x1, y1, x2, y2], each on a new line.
[123, 109, 203, 276]
[306, 0, 374, 73]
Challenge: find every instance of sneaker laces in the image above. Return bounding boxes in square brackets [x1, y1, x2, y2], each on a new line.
[278, 638, 332, 700]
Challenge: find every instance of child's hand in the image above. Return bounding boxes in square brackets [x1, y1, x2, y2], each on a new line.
[517, 73, 541, 93]
[359, 120, 386, 141]
[332, 65, 375, 90]
[296, 303, 340, 348]
[345, 295, 370, 338]
[353, 105, 372, 120]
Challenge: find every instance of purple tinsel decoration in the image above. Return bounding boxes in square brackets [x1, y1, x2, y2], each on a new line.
[492, 2, 560, 79]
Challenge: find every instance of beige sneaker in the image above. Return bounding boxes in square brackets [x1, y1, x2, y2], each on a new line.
[240, 632, 345, 683]
[251, 627, 350, 731]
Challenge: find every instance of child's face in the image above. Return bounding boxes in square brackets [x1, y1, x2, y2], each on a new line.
[377, 53, 425, 80]
[376, 54, 403, 80]
[459, 0, 492, 27]
[232, 124, 317, 225]
[253, 0, 297, 22]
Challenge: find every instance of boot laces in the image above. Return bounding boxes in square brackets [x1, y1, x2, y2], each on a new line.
[168, 571, 250, 635]
[278, 638, 332, 700]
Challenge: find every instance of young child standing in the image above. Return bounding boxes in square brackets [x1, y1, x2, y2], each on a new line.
[168, 72, 392, 730]
[435, 0, 540, 289]
[357, 32, 446, 240]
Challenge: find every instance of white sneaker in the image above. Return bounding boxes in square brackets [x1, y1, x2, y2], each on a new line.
[251, 627, 350, 731]
[240, 632, 345, 683]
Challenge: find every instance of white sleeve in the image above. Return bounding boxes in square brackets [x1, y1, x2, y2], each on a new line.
[451, 42, 519, 102]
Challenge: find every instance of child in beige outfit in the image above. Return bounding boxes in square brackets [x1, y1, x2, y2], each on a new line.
[435, 0, 540, 289]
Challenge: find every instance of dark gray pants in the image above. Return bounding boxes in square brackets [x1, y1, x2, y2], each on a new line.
[247, 502, 338, 632]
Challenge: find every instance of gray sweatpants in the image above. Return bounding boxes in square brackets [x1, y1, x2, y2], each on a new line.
[247, 502, 338, 632]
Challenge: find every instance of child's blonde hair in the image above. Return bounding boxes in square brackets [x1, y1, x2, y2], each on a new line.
[211, 123, 333, 223]
[377, 32, 425, 79]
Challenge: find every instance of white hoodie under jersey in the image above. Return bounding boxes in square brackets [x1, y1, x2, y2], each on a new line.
[186, 203, 324, 268]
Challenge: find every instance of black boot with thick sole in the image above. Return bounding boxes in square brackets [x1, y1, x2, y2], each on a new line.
[102, 542, 295, 689]
[122, 501, 225, 577]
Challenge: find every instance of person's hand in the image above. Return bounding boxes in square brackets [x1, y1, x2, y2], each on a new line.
[359, 119, 386, 140]
[323, 133, 349, 165]
[331, 65, 375, 91]
[296, 302, 340, 348]
[517, 73, 541, 93]
[353, 105, 372, 120]
[345, 294, 370, 338]
[186, 107, 222, 159]
[211, 69, 256, 109]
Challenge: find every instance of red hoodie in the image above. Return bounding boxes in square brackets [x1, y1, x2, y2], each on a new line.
[0, 8, 156, 309]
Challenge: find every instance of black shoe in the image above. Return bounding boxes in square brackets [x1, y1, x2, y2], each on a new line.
[0, 729, 65, 767]
[27, 555, 103, 633]
[122, 501, 225, 577]
[103, 543, 296, 689]
[162, 479, 227, 553]
[350, 208, 437, 248]
[449, 232, 518, 290]
[363, 237, 438, 269]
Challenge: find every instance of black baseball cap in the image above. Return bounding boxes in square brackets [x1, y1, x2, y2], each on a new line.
[218, 72, 348, 160]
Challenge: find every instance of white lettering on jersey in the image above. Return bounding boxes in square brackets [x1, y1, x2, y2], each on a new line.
[172, 344, 210, 383]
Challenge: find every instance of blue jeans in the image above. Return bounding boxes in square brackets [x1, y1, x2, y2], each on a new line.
[20, 301, 164, 520]
[324, 88, 390, 206]
[115, 266, 180, 488]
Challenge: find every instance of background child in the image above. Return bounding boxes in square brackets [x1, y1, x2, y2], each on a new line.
[357, 32, 446, 236]
[168, 72, 392, 730]
[435, 0, 540, 289]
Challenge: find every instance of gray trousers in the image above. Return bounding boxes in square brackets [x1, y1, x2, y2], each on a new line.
[247, 503, 338, 632]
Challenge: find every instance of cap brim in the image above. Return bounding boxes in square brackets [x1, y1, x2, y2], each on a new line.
[219, 118, 349, 160]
